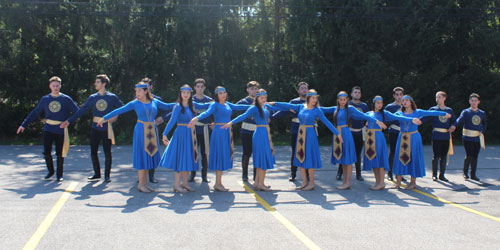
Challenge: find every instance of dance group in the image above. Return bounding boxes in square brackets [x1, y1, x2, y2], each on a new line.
[17, 76, 487, 194]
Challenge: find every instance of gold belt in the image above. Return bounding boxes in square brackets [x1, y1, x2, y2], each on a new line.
[399, 130, 418, 165]
[332, 125, 348, 160]
[463, 128, 485, 149]
[177, 123, 199, 162]
[137, 120, 158, 157]
[433, 128, 454, 158]
[433, 128, 449, 133]
[295, 125, 315, 163]
[364, 128, 382, 160]
[390, 124, 400, 131]
[93, 116, 116, 145]
[215, 123, 234, 159]
[242, 122, 257, 131]
[257, 125, 274, 155]
[45, 119, 69, 158]
[350, 127, 363, 132]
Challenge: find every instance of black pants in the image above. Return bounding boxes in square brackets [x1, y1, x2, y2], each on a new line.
[432, 139, 449, 176]
[464, 140, 481, 177]
[191, 132, 209, 176]
[352, 133, 364, 176]
[241, 132, 253, 158]
[90, 129, 112, 178]
[290, 132, 298, 177]
[43, 131, 65, 179]
[388, 132, 399, 175]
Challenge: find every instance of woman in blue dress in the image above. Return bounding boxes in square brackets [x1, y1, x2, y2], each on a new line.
[97, 83, 174, 193]
[392, 95, 451, 189]
[188, 86, 251, 192]
[159, 85, 210, 194]
[268, 89, 342, 191]
[363, 96, 421, 190]
[321, 91, 387, 190]
[221, 89, 277, 191]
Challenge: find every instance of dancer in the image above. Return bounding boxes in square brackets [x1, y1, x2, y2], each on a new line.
[347, 86, 370, 181]
[384, 87, 405, 181]
[236, 81, 259, 181]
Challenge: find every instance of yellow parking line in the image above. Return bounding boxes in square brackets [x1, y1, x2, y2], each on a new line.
[23, 181, 79, 250]
[240, 182, 322, 250]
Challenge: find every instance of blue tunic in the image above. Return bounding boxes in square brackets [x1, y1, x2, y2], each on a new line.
[236, 97, 257, 135]
[392, 109, 447, 177]
[363, 111, 414, 171]
[348, 100, 370, 136]
[271, 97, 305, 134]
[193, 95, 214, 134]
[67, 92, 123, 131]
[384, 102, 402, 134]
[196, 102, 251, 171]
[455, 108, 487, 142]
[321, 106, 377, 165]
[273, 103, 339, 169]
[421, 106, 457, 141]
[232, 105, 277, 170]
[21, 93, 79, 135]
[103, 99, 175, 170]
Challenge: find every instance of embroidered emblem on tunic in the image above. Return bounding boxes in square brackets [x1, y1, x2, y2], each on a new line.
[96, 99, 108, 111]
[439, 115, 448, 123]
[472, 115, 481, 126]
[49, 101, 61, 113]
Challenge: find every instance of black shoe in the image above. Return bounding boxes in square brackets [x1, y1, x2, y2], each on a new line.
[289, 176, 296, 182]
[471, 176, 480, 181]
[401, 177, 407, 182]
[463, 173, 469, 179]
[57, 177, 64, 182]
[432, 175, 437, 181]
[438, 174, 449, 182]
[356, 175, 364, 181]
[202, 177, 210, 183]
[88, 175, 101, 182]
[104, 177, 111, 183]
[336, 174, 342, 181]
[188, 176, 195, 182]
[44, 172, 54, 180]
[149, 178, 158, 184]
[387, 175, 394, 181]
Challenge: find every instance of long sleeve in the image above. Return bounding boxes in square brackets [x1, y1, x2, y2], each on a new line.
[383, 110, 414, 123]
[416, 109, 447, 118]
[455, 110, 466, 127]
[156, 100, 175, 111]
[232, 106, 256, 125]
[264, 104, 280, 112]
[273, 102, 301, 112]
[103, 101, 135, 120]
[67, 97, 79, 114]
[349, 106, 377, 123]
[197, 102, 217, 120]
[68, 96, 92, 123]
[21, 97, 46, 127]
[227, 102, 251, 111]
[163, 104, 181, 136]
[194, 102, 211, 110]
[450, 110, 457, 127]
[482, 114, 487, 133]
[320, 106, 337, 115]
[317, 109, 339, 135]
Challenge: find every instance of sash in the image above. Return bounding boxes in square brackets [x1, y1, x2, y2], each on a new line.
[93, 116, 115, 145]
[333, 125, 348, 161]
[390, 124, 400, 131]
[364, 128, 381, 160]
[242, 122, 257, 131]
[178, 123, 199, 162]
[215, 123, 234, 159]
[399, 130, 418, 165]
[137, 120, 158, 157]
[257, 125, 274, 155]
[463, 128, 486, 149]
[295, 125, 314, 163]
[45, 119, 69, 158]
[195, 121, 210, 159]
[433, 128, 454, 160]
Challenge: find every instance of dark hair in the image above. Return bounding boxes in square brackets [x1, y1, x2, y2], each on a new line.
[247, 81, 260, 89]
[96, 74, 110, 87]
[141, 77, 152, 85]
[135, 82, 153, 100]
[436, 91, 447, 98]
[305, 89, 319, 107]
[351, 86, 361, 93]
[177, 84, 195, 114]
[371, 95, 385, 122]
[393, 87, 404, 95]
[401, 96, 417, 113]
[213, 86, 228, 103]
[253, 89, 267, 118]
[297, 82, 308, 90]
[49, 76, 61, 83]
[469, 93, 480, 100]
[194, 78, 206, 86]
[333, 91, 351, 127]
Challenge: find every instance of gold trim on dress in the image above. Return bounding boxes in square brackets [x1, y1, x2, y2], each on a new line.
[398, 130, 417, 165]
[137, 120, 158, 157]
[295, 125, 314, 163]
[333, 125, 348, 161]
[364, 128, 381, 160]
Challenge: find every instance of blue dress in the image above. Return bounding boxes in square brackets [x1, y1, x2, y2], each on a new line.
[196, 102, 250, 171]
[363, 111, 414, 171]
[392, 109, 447, 177]
[103, 99, 174, 170]
[159, 103, 210, 172]
[273, 103, 339, 169]
[321, 106, 377, 165]
[231, 105, 277, 170]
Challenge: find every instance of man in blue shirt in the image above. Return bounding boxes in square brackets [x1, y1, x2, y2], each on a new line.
[17, 76, 79, 182]
[62, 74, 123, 182]
[456, 93, 487, 181]
[384, 86, 405, 181]
[346, 86, 370, 181]
[189, 78, 213, 183]
[236, 81, 259, 181]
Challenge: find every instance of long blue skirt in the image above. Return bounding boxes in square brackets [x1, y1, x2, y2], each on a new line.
[331, 126, 357, 165]
[132, 122, 160, 170]
[363, 130, 390, 171]
[392, 131, 426, 178]
[158, 126, 198, 172]
[208, 124, 233, 171]
[252, 127, 275, 170]
[293, 127, 323, 169]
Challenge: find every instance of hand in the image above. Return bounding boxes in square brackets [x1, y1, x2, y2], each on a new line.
[162, 135, 169, 146]
[155, 116, 164, 125]
[412, 118, 422, 125]
[267, 102, 275, 106]
[445, 113, 452, 119]
[338, 135, 343, 144]
[290, 109, 296, 114]
[59, 120, 69, 128]
[108, 116, 118, 124]
[96, 118, 105, 127]
[17, 126, 25, 134]
[376, 120, 387, 130]
[209, 122, 215, 130]
[220, 122, 232, 129]
[187, 118, 198, 128]
[449, 125, 456, 133]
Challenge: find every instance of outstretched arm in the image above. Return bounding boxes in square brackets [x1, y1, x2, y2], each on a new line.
[163, 104, 181, 137]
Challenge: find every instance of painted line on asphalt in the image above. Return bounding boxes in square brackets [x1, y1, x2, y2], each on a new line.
[23, 181, 79, 250]
[239, 181, 322, 250]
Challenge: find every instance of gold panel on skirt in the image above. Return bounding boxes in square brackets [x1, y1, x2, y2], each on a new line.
[333, 125, 348, 161]
[364, 129, 381, 160]
[399, 130, 417, 165]
[295, 125, 314, 163]
[137, 120, 158, 157]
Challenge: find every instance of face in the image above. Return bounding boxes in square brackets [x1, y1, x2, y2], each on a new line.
[375, 100, 384, 111]
[94, 79, 105, 91]
[469, 97, 480, 108]
[351, 89, 361, 100]
[257, 95, 267, 105]
[217, 90, 227, 102]
[435, 93, 446, 105]
[338, 96, 348, 107]
[298, 84, 309, 97]
[49, 81, 61, 93]
[394, 90, 404, 102]
[308, 95, 318, 106]
[402, 98, 412, 108]
[247, 86, 259, 98]
[195, 83, 205, 95]
[135, 87, 147, 100]
[181, 90, 191, 100]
